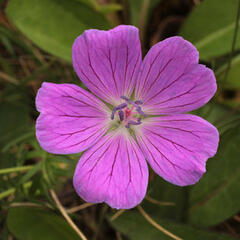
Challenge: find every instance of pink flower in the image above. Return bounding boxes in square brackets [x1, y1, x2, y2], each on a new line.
[36, 25, 219, 209]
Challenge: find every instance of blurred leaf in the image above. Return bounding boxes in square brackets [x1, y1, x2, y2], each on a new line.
[72, 0, 97, 8]
[19, 162, 43, 185]
[188, 125, 240, 226]
[216, 54, 240, 89]
[6, 0, 110, 62]
[7, 207, 81, 240]
[0, 103, 30, 150]
[73, 0, 122, 13]
[99, 4, 122, 14]
[129, 0, 162, 27]
[0, 35, 15, 56]
[180, 0, 240, 60]
[110, 211, 237, 240]
[0, 25, 32, 54]
[142, 175, 186, 221]
[0, 85, 32, 152]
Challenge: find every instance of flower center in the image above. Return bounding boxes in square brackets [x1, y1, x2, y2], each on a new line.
[111, 96, 146, 128]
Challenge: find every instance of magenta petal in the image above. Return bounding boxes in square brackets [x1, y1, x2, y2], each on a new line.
[36, 82, 109, 154]
[136, 114, 219, 186]
[73, 131, 148, 209]
[135, 37, 216, 115]
[72, 25, 142, 105]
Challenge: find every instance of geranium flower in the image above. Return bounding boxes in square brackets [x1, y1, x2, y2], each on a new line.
[36, 25, 219, 209]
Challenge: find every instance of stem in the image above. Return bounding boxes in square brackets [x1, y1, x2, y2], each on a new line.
[0, 181, 32, 200]
[110, 209, 126, 221]
[222, 0, 240, 84]
[137, 205, 182, 240]
[0, 165, 33, 175]
[49, 189, 88, 240]
[67, 203, 95, 214]
[145, 196, 175, 206]
[0, 71, 19, 85]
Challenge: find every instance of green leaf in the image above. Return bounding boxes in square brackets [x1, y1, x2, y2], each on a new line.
[0, 85, 32, 156]
[99, 4, 122, 14]
[129, 0, 162, 27]
[7, 207, 81, 240]
[188, 125, 240, 226]
[216, 54, 240, 89]
[0, 103, 30, 151]
[110, 211, 236, 240]
[6, 0, 110, 62]
[73, 0, 122, 13]
[180, 0, 240, 60]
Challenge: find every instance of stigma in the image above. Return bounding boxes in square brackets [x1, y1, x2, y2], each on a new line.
[111, 96, 146, 128]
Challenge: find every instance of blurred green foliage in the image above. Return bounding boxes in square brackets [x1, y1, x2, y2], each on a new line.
[1, 0, 240, 239]
[6, 0, 111, 62]
[180, 0, 240, 60]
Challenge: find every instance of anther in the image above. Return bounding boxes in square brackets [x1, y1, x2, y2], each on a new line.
[136, 106, 146, 117]
[125, 118, 142, 128]
[111, 103, 127, 120]
[135, 100, 143, 105]
[118, 110, 124, 122]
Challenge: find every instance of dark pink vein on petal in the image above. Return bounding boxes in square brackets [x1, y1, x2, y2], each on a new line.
[144, 73, 185, 105]
[139, 50, 163, 94]
[125, 140, 132, 184]
[144, 128, 194, 153]
[130, 139, 143, 177]
[79, 67, 111, 98]
[60, 95, 102, 113]
[154, 96, 207, 110]
[141, 58, 173, 98]
[138, 135, 170, 177]
[128, 51, 141, 92]
[82, 135, 113, 167]
[151, 84, 200, 106]
[61, 126, 106, 150]
[110, 139, 120, 177]
[156, 125, 201, 139]
[108, 47, 119, 96]
[142, 135, 187, 171]
[123, 45, 129, 93]
[66, 85, 107, 110]
[54, 122, 102, 136]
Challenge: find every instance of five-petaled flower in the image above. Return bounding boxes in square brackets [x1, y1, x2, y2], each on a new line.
[36, 25, 219, 209]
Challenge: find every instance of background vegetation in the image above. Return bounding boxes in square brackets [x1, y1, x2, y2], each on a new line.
[0, 0, 240, 239]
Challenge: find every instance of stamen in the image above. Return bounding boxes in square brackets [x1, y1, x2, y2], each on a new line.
[120, 95, 146, 117]
[126, 118, 142, 128]
[120, 95, 131, 103]
[136, 106, 147, 117]
[118, 110, 124, 121]
[135, 100, 143, 105]
[111, 96, 146, 128]
[111, 103, 128, 120]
